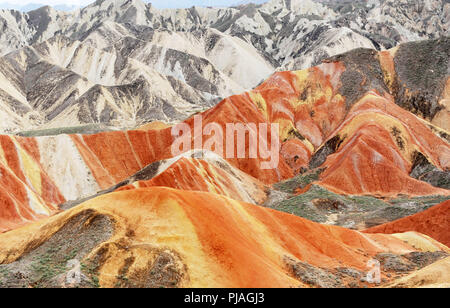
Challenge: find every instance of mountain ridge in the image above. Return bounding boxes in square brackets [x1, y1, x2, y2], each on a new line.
[0, 0, 449, 289]
[0, 38, 448, 233]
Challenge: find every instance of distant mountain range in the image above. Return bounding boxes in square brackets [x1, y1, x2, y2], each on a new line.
[0, 0, 447, 133]
[0, 0, 448, 289]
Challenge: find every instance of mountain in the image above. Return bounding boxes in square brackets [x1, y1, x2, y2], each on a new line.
[232, 0, 269, 6]
[1, 0, 448, 60]
[0, 0, 448, 289]
[0, 29, 273, 133]
[0, 3, 80, 12]
[365, 200, 450, 247]
[0, 37, 448, 234]
[0, 0, 448, 133]
[0, 187, 448, 288]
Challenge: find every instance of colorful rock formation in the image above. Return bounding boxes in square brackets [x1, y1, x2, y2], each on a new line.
[0, 41, 449, 232]
[0, 187, 447, 288]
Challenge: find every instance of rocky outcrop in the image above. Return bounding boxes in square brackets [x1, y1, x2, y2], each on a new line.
[0, 35, 247, 133]
[0, 1, 448, 289]
[0, 39, 448, 232]
[0, 0, 448, 133]
[365, 200, 450, 247]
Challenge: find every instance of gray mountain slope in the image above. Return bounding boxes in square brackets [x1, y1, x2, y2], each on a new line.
[0, 0, 448, 133]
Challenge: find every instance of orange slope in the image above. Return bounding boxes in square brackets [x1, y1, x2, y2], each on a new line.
[68, 65, 449, 193]
[117, 153, 268, 204]
[0, 136, 63, 232]
[364, 200, 450, 247]
[67, 64, 348, 187]
[1, 187, 447, 288]
[315, 92, 450, 197]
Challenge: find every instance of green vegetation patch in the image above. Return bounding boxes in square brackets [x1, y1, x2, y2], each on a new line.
[16, 124, 114, 137]
[273, 169, 324, 193]
[268, 184, 449, 229]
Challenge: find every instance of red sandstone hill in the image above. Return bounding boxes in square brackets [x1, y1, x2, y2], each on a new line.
[365, 200, 450, 247]
[0, 40, 449, 232]
[0, 187, 448, 288]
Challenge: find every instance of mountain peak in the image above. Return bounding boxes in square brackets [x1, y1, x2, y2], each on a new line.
[0, 0, 449, 290]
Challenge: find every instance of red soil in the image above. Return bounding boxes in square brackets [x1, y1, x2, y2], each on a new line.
[364, 200, 450, 247]
[71, 64, 449, 197]
[0, 136, 63, 232]
[117, 157, 268, 204]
